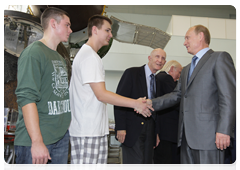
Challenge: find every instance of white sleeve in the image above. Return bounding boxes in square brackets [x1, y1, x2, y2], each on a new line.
[80, 56, 105, 85]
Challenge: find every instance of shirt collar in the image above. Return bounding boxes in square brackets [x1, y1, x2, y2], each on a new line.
[144, 64, 154, 77]
[195, 47, 210, 60]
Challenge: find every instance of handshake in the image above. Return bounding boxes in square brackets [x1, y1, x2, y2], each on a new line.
[134, 97, 153, 117]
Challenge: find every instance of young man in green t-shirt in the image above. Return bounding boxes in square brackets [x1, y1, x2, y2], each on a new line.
[14, 7, 72, 164]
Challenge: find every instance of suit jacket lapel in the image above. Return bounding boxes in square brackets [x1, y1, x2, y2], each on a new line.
[139, 65, 148, 98]
[184, 64, 191, 88]
[187, 49, 214, 88]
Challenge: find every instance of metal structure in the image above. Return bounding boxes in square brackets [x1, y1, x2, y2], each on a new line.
[110, 16, 171, 49]
[4, 10, 43, 58]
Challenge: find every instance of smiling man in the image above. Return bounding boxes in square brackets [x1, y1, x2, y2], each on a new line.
[114, 48, 166, 164]
[69, 15, 153, 164]
[148, 25, 236, 164]
[14, 7, 72, 164]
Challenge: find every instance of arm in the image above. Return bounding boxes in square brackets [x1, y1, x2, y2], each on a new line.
[90, 82, 153, 117]
[214, 52, 236, 150]
[16, 50, 51, 164]
[22, 103, 51, 164]
[151, 78, 182, 112]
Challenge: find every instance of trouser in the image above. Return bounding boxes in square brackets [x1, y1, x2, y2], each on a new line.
[154, 140, 180, 164]
[122, 118, 154, 164]
[224, 126, 236, 164]
[181, 129, 224, 164]
[70, 135, 108, 164]
[14, 130, 70, 164]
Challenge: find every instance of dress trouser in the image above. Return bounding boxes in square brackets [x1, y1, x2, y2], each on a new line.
[224, 126, 236, 163]
[122, 118, 154, 164]
[181, 128, 225, 164]
[154, 139, 173, 170]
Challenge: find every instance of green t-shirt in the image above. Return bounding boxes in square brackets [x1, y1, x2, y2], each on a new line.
[14, 41, 71, 146]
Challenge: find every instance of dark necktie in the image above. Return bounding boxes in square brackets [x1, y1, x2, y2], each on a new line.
[187, 55, 198, 84]
[150, 74, 156, 120]
[150, 74, 156, 99]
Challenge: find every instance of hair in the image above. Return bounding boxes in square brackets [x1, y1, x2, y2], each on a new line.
[87, 14, 112, 37]
[161, 60, 182, 73]
[194, 25, 211, 45]
[41, 7, 70, 31]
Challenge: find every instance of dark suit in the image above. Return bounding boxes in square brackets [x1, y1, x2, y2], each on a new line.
[153, 71, 180, 164]
[114, 65, 159, 164]
[152, 50, 236, 164]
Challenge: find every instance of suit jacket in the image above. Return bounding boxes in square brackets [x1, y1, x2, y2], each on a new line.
[152, 50, 236, 150]
[114, 65, 159, 147]
[233, 79, 238, 140]
[155, 71, 179, 143]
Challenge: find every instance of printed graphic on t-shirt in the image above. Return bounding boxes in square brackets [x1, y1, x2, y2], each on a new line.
[47, 60, 70, 115]
[48, 99, 71, 115]
[51, 60, 69, 98]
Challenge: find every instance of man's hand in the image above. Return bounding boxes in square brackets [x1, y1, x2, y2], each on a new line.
[116, 130, 126, 143]
[134, 97, 154, 117]
[22, 103, 51, 164]
[31, 141, 51, 164]
[215, 132, 230, 150]
[146, 99, 152, 106]
[154, 134, 160, 149]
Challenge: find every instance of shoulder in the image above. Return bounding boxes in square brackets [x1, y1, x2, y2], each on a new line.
[120, 66, 144, 81]
[76, 45, 93, 59]
[75, 45, 101, 64]
[212, 51, 231, 58]
[156, 71, 167, 77]
[210, 51, 234, 64]
[125, 65, 145, 74]
[156, 71, 170, 80]
[157, 72, 174, 83]
[21, 41, 43, 54]
[19, 41, 45, 61]
[207, 49, 231, 59]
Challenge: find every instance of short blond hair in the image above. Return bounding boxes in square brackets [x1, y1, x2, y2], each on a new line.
[161, 60, 182, 73]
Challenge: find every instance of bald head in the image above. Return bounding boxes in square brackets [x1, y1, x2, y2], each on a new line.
[148, 48, 166, 74]
[150, 48, 166, 58]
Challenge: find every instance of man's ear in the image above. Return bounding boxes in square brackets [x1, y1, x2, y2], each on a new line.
[170, 66, 174, 73]
[148, 55, 151, 61]
[49, 18, 57, 29]
[198, 32, 204, 42]
[92, 26, 98, 35]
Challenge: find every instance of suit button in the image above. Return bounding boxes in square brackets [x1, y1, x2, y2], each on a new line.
[185, 95, 187, 98]
[141, 122, 144, 125]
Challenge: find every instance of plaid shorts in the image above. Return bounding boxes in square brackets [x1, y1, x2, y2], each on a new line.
[70, 135, 108, 164]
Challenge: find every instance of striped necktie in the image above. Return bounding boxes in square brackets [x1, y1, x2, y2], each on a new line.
[187, 55, 198, 84]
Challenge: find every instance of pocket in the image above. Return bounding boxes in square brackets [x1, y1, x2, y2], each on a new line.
[198, 112, 218, 121]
